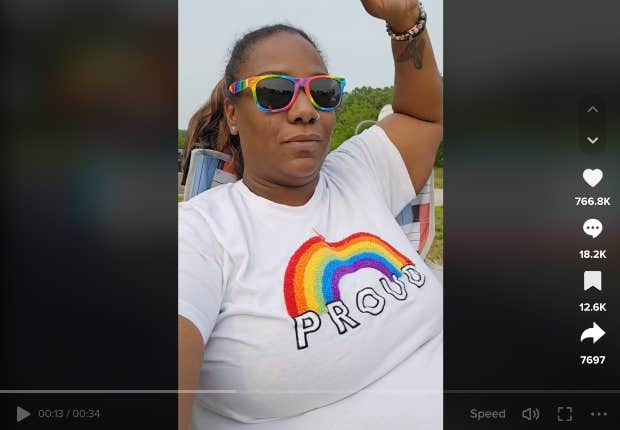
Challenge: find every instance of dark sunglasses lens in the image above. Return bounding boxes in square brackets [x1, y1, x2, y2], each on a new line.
[255, 77, 295, 110]
[309, 78, 341, 108]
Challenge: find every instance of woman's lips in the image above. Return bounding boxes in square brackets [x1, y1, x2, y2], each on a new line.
[283, 139, 320, 144]
[281, 134, 323, 155]
[282, 140, 321, 153]
[282, 133, 321, 143]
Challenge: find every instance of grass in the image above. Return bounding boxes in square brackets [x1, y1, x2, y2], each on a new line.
[433, 167, 443, 189]
[426, 167, 444, 265]
[426, 206, 444, 266]
[178, 195, 184, 202]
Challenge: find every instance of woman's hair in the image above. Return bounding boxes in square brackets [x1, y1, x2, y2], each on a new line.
[183, 24, 324, 179]
[182, 80, 239, 181]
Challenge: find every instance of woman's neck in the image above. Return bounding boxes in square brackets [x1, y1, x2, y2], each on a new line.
[241, 173, 320, 207]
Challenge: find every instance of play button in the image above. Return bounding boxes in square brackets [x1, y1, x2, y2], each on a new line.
[16, 406, 31, 423]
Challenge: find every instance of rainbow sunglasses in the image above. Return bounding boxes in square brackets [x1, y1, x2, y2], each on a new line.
[228, 74, 346, 113]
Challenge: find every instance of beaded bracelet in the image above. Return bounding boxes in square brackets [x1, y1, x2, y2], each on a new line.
[386, 2, 427, 41]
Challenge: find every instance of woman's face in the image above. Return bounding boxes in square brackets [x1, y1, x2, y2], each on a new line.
[225, 32, 336, 186]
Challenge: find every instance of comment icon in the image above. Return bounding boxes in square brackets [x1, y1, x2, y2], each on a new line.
[583, 219, 603, 238]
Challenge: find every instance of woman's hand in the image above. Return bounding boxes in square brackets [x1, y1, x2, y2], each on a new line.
[360, 0, 420, 33]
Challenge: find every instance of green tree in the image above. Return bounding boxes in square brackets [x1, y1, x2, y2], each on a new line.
[331, 86, 393, 150]
[178, 129, 187, 149]
[435, 141, 443, 167]
[331, 86, 443, 167]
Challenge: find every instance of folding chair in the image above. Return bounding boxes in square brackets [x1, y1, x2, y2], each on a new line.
[395, 174, 435, 259]
[182, 149, 237, 202]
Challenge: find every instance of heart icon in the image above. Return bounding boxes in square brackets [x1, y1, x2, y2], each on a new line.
[582, 169, 603, 187]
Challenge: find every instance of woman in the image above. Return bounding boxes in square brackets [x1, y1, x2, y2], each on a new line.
[179, 0, 443, 428]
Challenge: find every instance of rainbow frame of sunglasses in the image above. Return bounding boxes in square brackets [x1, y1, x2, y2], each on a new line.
[228, 74, 346, 113]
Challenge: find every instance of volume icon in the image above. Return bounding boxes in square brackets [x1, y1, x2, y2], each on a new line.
[522, 407, 541, 421]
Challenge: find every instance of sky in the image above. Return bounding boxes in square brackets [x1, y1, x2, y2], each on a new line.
[179, 0, 443, 128]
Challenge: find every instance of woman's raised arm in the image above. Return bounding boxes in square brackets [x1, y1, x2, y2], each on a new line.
[361, 0, 443, 193]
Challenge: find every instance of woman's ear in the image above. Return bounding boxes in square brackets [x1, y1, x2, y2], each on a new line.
[224, 98, 238, 135]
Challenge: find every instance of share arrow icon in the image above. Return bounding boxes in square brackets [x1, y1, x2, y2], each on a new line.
[580, 322, 605, 343]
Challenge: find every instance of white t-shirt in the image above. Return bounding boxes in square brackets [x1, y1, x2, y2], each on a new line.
[178, 125, 443, 429]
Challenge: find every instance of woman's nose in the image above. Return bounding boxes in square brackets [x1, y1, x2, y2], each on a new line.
[287, 90, 318, 124]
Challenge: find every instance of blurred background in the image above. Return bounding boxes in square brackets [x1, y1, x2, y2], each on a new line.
[2, 3, 178, 424]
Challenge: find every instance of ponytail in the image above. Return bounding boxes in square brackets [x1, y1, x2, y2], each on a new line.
[182, 79, 243, 183]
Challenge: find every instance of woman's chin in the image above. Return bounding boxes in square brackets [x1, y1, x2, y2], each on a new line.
[285, 158, 322, 179]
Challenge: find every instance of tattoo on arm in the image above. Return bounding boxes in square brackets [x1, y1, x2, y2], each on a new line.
[396, 37, 425, 69]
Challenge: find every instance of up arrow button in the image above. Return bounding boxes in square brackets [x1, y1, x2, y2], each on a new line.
[579, 96, 605, 154]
